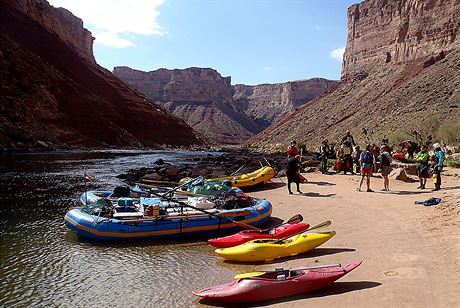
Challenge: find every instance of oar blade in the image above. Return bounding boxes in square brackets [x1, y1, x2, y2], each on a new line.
[234, 271, 266, 279]
[286, 214, 303, 224]
[307, 220, 331, 232]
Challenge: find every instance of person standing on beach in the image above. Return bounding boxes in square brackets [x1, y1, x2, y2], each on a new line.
[352, 145, 362, 174]
[340, 130, 356, 146]
[377, 145, 392, 191]
[431, 143, 445, 191]
[320, 139, 330, 174]
[287, 141, 300, 158]
[358, 144, 375, 192]
[286, 155, 302, 194]
[415, 145, 430, 189]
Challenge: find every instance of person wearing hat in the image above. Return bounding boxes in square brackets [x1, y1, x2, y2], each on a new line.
[377, 145, 392, 191]
[286, 154, 302, 194]
[431, 143, 445, 191]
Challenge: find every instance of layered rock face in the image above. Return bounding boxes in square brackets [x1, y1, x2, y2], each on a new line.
[250, 0, 460, 150]
[342, 0, 460, 80]
[0, 0, 201, 149]
[114, 67, 263, 144]
[4, 0, 95, 63]
[233, 79, 338, 127]
[115, 67, 336, 144]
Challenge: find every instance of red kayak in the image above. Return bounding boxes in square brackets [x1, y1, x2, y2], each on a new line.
[208, 223, 310, 248]
[193, 261, 362, 303]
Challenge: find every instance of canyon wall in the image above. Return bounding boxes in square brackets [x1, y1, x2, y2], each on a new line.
[233, 79, 338, 127]
[342, 0, 460, 80]
[0, 0, 201, 149]
[250, 0, 460, 150]
[115, 67, 337, 143]
[114, 66, 260, 144]
[3, 0, 95, 63]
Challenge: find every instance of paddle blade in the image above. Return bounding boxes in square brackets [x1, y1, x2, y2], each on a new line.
[307, 220, 331, 232]
[286, 214, 303, 224]
[234, 271, 266, 279]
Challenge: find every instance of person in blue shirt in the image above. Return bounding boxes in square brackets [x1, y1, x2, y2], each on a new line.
[431, 143, 445, 191]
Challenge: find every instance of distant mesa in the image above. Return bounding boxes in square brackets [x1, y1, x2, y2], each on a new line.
[114, 66, 338, 144]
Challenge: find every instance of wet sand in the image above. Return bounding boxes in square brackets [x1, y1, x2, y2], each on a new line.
[221, 169, 460, 307]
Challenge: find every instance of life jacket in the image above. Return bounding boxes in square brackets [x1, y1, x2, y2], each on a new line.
[287, 146, 299, 157]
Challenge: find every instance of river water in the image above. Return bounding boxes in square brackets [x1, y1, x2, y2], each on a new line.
[0, 150, 256, 307]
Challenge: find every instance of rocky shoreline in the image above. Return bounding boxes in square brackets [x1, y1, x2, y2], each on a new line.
[117, 149, 319, 185]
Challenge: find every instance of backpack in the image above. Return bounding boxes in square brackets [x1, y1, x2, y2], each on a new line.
[381, 152, 391, 166]
[362, 151, 373, 164]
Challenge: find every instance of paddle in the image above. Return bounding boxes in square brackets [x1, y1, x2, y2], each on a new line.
[149, 191, 261, 231]
[135, 183, 208, 197]
[273, 220, 331, 244]
[234, 262, 342, 279]
[259, 214, 303, 233]
[141, 179, 179, 186]
[160, 176, 204, 198]
[230, 164, 245, 176]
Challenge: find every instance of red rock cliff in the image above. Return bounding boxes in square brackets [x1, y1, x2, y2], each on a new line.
[342, 0, 460, 80]
[4, 0, 95, 63]
[233, 79, 338, 127]
[0, 0, 201, 149]
[114, 66, 260, 144]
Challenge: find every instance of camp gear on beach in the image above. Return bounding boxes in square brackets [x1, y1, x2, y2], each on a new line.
[214, 231, 335, 262]
[415, 197, 441, 206]
[193, 261, 361, 303]
[64, 190, 272, 240]
[392, 152, 405, 160]
[208, 217, 308, 248]
[179, 166, 275, 190]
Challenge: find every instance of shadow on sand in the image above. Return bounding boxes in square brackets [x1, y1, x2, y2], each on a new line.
[221, 248, 356, 266]
[197, 281, 382, 307]
[306, 181, 336, 186]
[374, 185, 460, 195]
[298, 192, 336, 197]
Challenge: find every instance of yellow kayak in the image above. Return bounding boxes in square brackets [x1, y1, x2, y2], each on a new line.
[180, 166, 276, 189]
[215, 231, 336, 262]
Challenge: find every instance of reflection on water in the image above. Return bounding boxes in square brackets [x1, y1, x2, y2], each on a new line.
[0, 150, 254, 307]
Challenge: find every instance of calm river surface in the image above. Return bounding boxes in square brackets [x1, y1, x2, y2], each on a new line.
[0, 150, 256, 307]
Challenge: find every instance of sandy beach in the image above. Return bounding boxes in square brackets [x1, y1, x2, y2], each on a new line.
[234, 169, 460, 307]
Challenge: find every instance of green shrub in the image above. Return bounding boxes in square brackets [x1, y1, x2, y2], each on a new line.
[445, 156, 460, 168]
[436, 123, 460, 146]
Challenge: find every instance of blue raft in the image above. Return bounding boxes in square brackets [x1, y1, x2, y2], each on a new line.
[64, 194, 272, 241]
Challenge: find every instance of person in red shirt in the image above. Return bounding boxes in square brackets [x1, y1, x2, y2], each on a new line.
[287, 141, 300, 158]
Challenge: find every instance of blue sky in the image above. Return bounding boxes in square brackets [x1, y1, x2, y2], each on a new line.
[48, 0, 359, 85]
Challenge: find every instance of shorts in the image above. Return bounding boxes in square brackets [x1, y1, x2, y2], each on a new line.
[417, 164, 430, 178]
[380, 165, 392, 176]
[362, 167, 372, 175]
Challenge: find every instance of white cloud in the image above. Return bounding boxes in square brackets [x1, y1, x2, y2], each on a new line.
[263, 66, 274, 71]
[314, 24, 321, 30]
[330, 47, 345, 61]
[48, 0, 165, 48]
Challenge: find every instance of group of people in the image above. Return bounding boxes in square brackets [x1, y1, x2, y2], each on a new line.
[285, 131, 446, 195]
